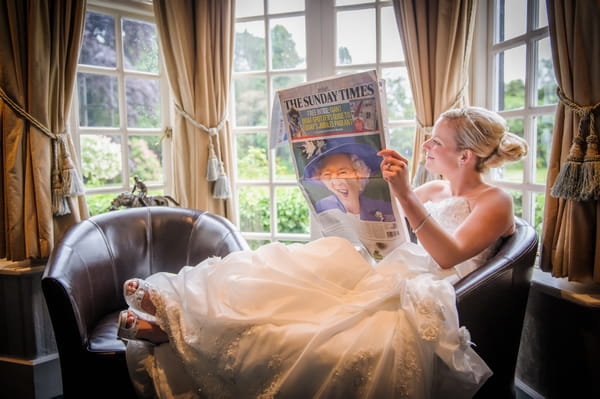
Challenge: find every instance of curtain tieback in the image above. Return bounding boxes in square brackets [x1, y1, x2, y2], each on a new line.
[174, 103, 231, 199]
[0, 86, 84, 216]
[551, 87, 600, 201]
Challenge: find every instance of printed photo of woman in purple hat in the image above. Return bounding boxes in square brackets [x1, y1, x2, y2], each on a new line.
[301, 137, 396, 222]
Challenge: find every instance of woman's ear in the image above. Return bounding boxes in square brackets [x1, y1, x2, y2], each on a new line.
[459, 149, 475, 165]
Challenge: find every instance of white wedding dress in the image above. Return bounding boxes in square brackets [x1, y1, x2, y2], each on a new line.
[126, 197, 495, 399]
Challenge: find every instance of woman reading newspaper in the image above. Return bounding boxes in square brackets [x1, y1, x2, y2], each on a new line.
[120, 106, 527, 399]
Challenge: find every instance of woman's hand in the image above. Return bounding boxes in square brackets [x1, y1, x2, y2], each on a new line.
[378, 149, 412, 198]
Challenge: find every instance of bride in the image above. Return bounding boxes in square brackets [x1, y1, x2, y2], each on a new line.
[119, 106, 527, 398]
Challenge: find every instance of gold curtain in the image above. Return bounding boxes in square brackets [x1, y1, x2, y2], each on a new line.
[392, 0, 477, 184]
[0, 0, 88, 261]
[153, 0, 235, 218]
[541, 0, 600, 282]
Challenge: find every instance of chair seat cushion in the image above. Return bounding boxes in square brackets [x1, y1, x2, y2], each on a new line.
[88, 311, 126, 353]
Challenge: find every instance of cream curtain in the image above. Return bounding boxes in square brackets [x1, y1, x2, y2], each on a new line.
[153, 0, 235, 218]
[541, 0, 600, 282]
[0, 0, 88, 261]
[392, 0, 477, 184]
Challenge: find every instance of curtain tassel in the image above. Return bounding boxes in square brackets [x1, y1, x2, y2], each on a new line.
[552, 87, 600, 200]
[580, 124, 600, 200]
[51, 139, 72, 216]
[206, 136, 220, 182]
[213, 162, 232, 199]
[551, 137, 584, 199]
[59, 136, 85, 196]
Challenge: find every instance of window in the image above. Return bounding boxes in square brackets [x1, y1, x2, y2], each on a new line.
[485, 0, 556, 236]
[69, 1, 171, 215]
[231, 0, 413, 248]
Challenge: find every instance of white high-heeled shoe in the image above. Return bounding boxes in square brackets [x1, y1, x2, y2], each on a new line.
[117, 310, 168, 344]
[123, 278, 155, 316]
[117, 310, 141, 342]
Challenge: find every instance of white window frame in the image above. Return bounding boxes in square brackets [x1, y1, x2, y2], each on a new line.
[230, 0, 412, 245]
[69, 0, 172, 207]
[477, 0, 554, 230]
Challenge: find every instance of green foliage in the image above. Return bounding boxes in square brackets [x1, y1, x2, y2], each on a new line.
[235, 77, 268, 126]
[385, 75, 415, 121]
[234, 29, 266, 71]
[271, 25, 304, 69]
[86, 193, 117, 216]
[277, 188, 309, 234]
[81, 135, 121, 186]
[338, 46, 352, 65]
[239, 187, 270, 232]
[129, 137, 162, 182]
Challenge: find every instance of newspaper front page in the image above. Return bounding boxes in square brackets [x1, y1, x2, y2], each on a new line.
[273, 70, 410, 260]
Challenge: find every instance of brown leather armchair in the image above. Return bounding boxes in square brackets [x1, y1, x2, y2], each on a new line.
[43, 208, 536, 398]
[42, 207, 249, 398]
[455, 217, 538, 398]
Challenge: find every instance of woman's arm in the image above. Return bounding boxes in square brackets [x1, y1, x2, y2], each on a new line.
[378, 149, 514, 268]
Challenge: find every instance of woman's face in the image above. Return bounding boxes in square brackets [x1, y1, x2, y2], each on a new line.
[422, 118, 462, 175]
[318, 153, 362, 213]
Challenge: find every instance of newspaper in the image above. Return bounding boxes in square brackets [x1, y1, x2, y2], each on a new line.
[273, 70, 410, 261]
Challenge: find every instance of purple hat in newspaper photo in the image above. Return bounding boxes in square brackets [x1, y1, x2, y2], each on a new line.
[303, 137, 382, 182]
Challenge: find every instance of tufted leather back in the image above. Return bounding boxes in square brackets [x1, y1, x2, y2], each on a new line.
[42, 207, 249, 398]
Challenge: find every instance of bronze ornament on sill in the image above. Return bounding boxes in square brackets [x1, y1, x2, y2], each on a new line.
[108, 176, 180, 211]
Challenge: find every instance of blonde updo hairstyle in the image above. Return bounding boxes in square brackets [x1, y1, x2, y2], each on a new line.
[440, 106, 528, 172]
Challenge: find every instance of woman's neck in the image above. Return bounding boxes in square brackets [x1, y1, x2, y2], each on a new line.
[448, 173, 486, 197]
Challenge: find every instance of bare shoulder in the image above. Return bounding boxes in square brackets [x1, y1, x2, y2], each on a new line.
[475, 186, 513, 209]
[414, 180, 450, 202]
[471, 186, 515, 235]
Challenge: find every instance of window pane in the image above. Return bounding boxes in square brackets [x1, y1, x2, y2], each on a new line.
[337, 9, 376, 65]
[273, 74, 305, 92]
[276, 186, 309, 234]
[509, 190, 523, 218]
[128, 135, 163, 184]
[238, 186, 270, 232]
[271, 16, 306, 70]
[78, 73, 119, 127]
[234, 77, 268, 127]
[389, 126, 416, 165]
[535, 114, 554, 184]
[382, 67, 414, 120]
[496, 0, 526, 42]
[536, 37, 557, 106]
[536, 0, 549, 29]
[275, 144, 296, 181]
[269, 0, 304, 14]
[122, 18, 159, 73]
[80, 134, 123, 187]
[497, 46, 526, 110]
[79, 12, 116, 67]
[234, 21, 266, 72]
[236, 132, 269, 180]
[125, 78, 161, 128]
[236, 0, 263, 18]
[534, 193, 545, 236]
[494, 117, 525, 182]
[381, 6, 404, 63]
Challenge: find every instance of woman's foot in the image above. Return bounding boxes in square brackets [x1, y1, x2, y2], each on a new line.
[124, 279, 157, 316]
[118, 310, 168, 345]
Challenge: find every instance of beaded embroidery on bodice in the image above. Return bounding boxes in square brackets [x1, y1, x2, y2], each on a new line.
[424, 196, 499, 280]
